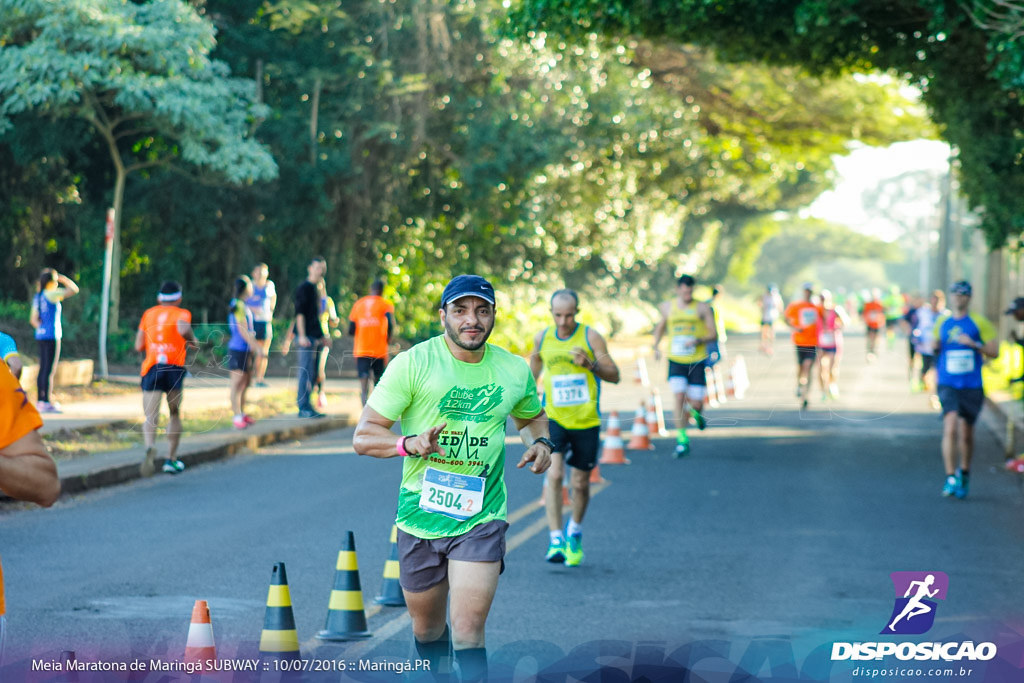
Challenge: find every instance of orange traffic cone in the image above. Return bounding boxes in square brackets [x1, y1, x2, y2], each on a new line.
[652, 389, 670, 436]
[599, 411, 630, 465]
[184, 599, 216, 669]
[724, 366, 736, 399]
[375, 526, 405, 607]
[645, 400, 658, 436]
[626, 405, 651, 450]
[732, 355, 749, 399]
[589, 465, 607, 484]
[539, 476, 571, 506]
[705, 366, 720, 407]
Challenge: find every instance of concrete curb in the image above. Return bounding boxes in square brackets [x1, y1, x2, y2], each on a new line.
[54, 412, 359, 498]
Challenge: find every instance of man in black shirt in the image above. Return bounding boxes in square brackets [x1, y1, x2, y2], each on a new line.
[293, 256, 329, 417]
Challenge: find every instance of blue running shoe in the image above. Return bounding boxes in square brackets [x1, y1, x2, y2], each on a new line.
[942, 475, 957, 497]
[564, 534, 584, 567]
[954, 471, 969, 499]
[545, 537, 566, 563]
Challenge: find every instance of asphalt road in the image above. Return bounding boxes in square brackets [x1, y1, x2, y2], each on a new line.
[2, 334, 1023, 682]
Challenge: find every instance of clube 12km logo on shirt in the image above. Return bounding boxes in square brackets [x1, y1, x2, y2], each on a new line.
[831, 572, 998, 662]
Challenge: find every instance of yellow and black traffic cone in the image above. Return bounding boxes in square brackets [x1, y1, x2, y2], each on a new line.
[374, 525, 406, 607]
[316, 531, 372, 641]
[259, 562, 301, 661]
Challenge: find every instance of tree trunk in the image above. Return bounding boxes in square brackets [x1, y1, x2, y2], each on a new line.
[109, 163, 126, 332]
[310, 76, 321, 166]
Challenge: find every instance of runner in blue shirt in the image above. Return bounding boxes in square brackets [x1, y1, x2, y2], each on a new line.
[932, 281, 998, 499]
[29, 268, 79, 413]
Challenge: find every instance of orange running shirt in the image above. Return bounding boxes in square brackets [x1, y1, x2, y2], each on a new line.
[0, 361, 43, 453]
[138, 305, 192, 376]
[785, 301, 821, 347]
[0, 361, 43, 618]
[862, 301, 886, 330]
[349, 296, 394, 358]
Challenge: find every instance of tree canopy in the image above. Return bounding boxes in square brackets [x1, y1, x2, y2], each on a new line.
[0, 0, 938, 356]
[510, 0, 1024, 248]
[0, 0, 277, 328]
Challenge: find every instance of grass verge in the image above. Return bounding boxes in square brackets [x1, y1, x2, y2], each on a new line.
[44, 391, 303, 461]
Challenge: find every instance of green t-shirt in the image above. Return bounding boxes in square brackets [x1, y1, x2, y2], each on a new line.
[368, 335, 543, 539]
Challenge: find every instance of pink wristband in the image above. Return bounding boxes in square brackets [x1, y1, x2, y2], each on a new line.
[396, 436, 411, 457]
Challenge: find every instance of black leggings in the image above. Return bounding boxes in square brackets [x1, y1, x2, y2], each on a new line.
[36, 338, 60, 403]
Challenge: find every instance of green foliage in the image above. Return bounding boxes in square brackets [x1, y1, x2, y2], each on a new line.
[0, 0, 277, 183]
[0, 0, 279, 330]
[509, 0, 1024, 247]
[0, 300, 31, 326]
[0, 0, 936, 343]
[754, 217, 902, 294]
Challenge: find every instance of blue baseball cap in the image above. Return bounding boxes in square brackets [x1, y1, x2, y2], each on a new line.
[440, 275, 496, 308]
[949, 280, 972, 296]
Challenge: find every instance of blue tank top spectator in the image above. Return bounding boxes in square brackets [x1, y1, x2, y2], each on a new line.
[29, 268, 79, 412]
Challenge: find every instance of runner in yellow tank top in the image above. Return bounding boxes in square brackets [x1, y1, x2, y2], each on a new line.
[529, 289, 620, 567]
[653, 274, 717, 457]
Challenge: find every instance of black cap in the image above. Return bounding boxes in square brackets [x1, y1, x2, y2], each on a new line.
[440, 275, 496, 308]
[1005, 297, 1024, 315]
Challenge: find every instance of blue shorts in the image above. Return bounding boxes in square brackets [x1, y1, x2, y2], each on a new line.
[938, 386, 984, 425]
[228, 349, 252, 372]
[253, 321, 271, 341]
[141, 365, 186, 393]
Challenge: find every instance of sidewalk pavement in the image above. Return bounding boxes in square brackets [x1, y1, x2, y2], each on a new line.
[30, 375, 366, 499]
[39, 374, 311, 435]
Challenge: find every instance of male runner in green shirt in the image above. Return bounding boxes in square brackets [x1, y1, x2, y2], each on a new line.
[353, 274, 552, 682]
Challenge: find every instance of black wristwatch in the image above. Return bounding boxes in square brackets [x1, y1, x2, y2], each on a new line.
[533, 437, 556, 453]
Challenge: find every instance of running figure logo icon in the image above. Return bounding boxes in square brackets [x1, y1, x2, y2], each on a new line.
[881, 572, 949, 635]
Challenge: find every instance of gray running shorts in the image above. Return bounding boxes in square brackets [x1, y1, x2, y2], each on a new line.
[396, 520, 508, 592]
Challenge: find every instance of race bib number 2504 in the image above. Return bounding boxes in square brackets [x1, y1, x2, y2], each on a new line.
[419, 467, 485, 521]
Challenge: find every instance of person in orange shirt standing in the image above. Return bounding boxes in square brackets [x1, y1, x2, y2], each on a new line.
[348, 280, 396, 405]
[135, 281, 197, 476]
[0, 360, 61, 661]
[860, 288, 886, 362]
[784, 282, 822, 411]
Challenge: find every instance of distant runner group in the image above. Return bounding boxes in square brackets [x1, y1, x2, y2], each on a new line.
[778, 279, 999, 499]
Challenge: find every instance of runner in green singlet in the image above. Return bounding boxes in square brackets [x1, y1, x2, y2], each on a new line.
[353, 274, 552, 683]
